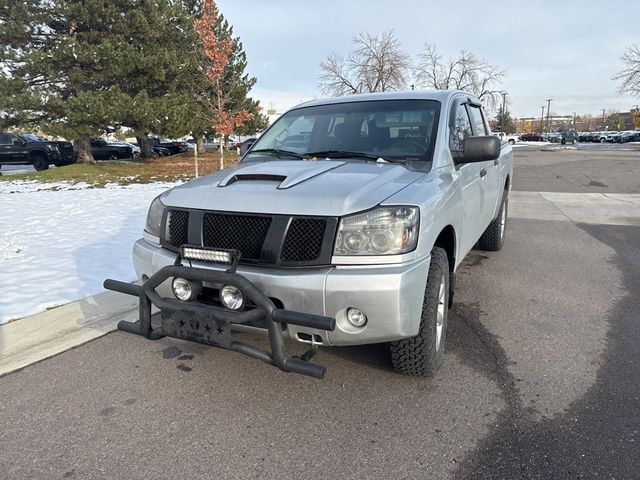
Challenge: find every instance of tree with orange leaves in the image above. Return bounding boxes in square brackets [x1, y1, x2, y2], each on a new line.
[194, 0, 255, 170]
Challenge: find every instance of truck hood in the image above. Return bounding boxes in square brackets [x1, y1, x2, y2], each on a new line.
[161, 160, 425, 216]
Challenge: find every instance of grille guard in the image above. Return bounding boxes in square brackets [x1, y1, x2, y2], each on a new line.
[104, 264, 336, 379]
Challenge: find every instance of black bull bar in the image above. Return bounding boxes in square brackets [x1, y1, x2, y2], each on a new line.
[104, 265, 336, 379]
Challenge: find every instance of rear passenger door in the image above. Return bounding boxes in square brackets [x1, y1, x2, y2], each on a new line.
[467, 104, 502, 226]
[450, 100, 486, 257]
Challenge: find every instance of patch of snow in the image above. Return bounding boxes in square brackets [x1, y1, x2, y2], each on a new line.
[0, 181, 181, 324]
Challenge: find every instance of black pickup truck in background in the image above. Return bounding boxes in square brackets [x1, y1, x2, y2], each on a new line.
[0, 132, 74, 171]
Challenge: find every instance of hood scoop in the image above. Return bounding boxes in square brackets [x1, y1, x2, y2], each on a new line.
[219, 173, 286, 187]
[218, 160, 346, 189]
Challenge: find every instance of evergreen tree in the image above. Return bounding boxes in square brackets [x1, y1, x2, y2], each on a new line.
[1, 1, 136, 162]
[0, 0, 200, 161]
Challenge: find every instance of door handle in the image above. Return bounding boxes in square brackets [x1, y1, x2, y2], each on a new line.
[480, 168, 487, 177]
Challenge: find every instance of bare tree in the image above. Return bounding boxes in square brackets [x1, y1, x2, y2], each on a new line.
[614, 44, 640, 96]
[319, 31, 409, 96]
[414, 44, 506, 109]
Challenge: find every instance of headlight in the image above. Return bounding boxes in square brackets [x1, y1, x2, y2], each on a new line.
[46, 144, 59, 152]
[144, 195, 165, 237]
[334, 206, 419, 256]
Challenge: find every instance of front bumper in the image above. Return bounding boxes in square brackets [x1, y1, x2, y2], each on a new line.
[133, 239, 430, 347]
[105, 264, 335, 378]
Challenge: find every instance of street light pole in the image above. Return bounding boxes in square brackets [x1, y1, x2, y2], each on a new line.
[500, 92, 508, 132]
[546, 98, 552, 131]
[540, 106, 545, 132]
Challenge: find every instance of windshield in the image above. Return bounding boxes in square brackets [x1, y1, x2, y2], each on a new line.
[21, 133, 43, 142]
[246, 99, 440, 163]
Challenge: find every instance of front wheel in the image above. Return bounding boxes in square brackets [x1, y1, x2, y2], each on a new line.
[478, 191, 508, 251]
[390, 247, 449, 377]
[32, 154, 49, 171]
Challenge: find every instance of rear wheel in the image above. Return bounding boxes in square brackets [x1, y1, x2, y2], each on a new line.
[478, 191, 508, 251]
[32, 154, 49, 171]
[390, 247, 449, 377]
[108, 152, 119, 160]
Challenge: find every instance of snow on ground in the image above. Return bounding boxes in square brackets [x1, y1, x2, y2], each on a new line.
[0, 181, 180, 324]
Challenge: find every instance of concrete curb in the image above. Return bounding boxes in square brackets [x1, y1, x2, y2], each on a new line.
[0, 290, 137, 377]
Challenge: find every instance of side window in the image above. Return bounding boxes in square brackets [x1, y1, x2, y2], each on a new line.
[10, 135, 22, 145]
[450, 104, 473, 150]
[0, 134, 11, 145]
[468, 105, 488, 136]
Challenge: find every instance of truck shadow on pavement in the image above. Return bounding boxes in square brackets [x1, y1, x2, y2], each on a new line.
[450, 225, 640, 480]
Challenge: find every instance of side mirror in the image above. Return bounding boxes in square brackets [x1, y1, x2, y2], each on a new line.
[461, 136, 501, 163]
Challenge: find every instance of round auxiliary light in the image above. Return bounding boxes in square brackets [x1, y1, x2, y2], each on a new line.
[220, 285, 244, 310]
[346, 308, 367, 328]
[173, 277, 196, 301]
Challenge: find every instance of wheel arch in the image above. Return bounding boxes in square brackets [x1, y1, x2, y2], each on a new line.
[433, 225, 456, 274]
[29, 150, 48, 161]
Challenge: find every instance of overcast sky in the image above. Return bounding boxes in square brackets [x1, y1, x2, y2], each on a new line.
[217, 0, 639, 119]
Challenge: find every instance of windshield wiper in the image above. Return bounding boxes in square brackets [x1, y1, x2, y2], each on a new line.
[248, 148, 304, 159]
[305, 150, 410, 164]
[303, 150, 383, 161]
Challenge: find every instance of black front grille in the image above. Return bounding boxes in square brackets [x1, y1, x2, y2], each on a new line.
[281, 218, 327, 262]
[167, 210, 189, 247]
[202, 213, 271, 260]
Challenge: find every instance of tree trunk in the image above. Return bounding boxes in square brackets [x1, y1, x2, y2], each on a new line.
[196, 136, 205, 155]
[74, 138, 96, 164]
[137, 136, 156, 159]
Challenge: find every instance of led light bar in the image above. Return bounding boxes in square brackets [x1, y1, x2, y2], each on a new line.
[181, 246, 235, 264]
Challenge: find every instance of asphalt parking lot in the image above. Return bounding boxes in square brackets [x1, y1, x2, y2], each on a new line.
[1, 148, 639, 479]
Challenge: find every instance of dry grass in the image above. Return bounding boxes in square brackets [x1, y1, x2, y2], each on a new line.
[0, 152, 240, 187]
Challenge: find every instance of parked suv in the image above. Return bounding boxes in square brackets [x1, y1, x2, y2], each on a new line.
[0, 132, 74, 171]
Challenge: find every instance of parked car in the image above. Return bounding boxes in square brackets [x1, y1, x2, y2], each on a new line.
[105, 90, 513, 379]
[495, 132, 519, 145]
[546, 132, 562, 143]
[110, 141, 141, 157]
[152, 146, 172, 156]
[620, 131, 640, 142]
[578, 132, 594, 142]
[0, 132, 74, 171]
[89, 139, 133, 160]
[558, 130, 578, 145]
[150, 138, 190, 155]
[238, 137, 257, 155]
[519, 133, 545, 141]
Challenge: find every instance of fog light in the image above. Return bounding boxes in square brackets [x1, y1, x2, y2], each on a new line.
[172, 277, 201, 301]
[220, 285, 244, 310]
[346, 308, 367, 327]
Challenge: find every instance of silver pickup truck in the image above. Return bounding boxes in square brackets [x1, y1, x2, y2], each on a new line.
[105, 90, 513, 379]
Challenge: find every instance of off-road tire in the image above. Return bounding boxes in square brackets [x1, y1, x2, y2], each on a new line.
[32, 154, 49, 171]
[390, 247, 449, 377]
[478, 191, 508, 251]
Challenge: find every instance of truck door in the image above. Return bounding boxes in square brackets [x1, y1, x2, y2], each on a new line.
[9, 134, 29, 162]
[467, 104, 502, 226]
[449, 101, 486, 256]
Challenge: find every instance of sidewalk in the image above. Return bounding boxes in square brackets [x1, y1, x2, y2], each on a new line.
[509, 192, 640, 225]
